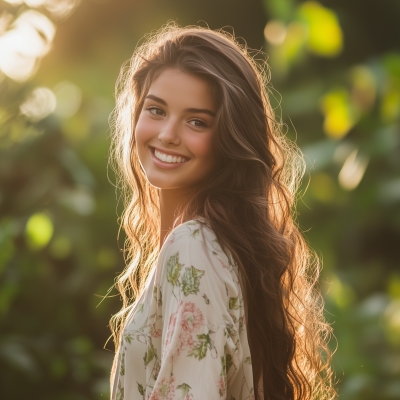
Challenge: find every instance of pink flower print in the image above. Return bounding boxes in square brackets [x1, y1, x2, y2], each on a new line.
[218, 257, 228, 269]
[150, 322, 162, 338]
[177, 302, 205, 350]
[163, 301, 205, 359]
[163, 301, 182, 358]
[216, 376, 226, 398]
[148, 376, 176, 400]
[180, 302, 204, 334]
[166, 233, 176, 246]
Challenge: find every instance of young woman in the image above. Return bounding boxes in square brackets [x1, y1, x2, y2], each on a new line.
[109, 25, 335, 400]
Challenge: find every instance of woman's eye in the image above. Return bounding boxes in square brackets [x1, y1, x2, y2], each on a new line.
[148, 107, 164, 116]
[189, 119, 207, 128]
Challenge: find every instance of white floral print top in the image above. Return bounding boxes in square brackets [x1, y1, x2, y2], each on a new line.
[112, 219, 254, 400]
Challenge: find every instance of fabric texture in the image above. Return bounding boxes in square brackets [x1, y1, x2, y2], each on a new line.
[112, 219, 254, 400]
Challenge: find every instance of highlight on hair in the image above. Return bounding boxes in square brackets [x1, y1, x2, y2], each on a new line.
[109, 23, 336, 400]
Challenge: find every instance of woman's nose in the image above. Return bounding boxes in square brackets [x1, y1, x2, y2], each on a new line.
[158, 118, 181, 146]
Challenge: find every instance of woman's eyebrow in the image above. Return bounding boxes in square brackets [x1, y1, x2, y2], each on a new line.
[145, 94, 215, 117]
[185, 108, 215, 117]
[145, 94, 167, 105]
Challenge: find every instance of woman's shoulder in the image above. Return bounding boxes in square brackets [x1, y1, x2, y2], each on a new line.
[160, 218, 224, 258]
[158, 218, 239, 288]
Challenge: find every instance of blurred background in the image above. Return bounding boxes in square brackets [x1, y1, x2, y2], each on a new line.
[0, 0, 399, 399]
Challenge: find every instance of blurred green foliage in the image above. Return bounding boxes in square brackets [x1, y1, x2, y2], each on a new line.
[0, 0, 399, 399]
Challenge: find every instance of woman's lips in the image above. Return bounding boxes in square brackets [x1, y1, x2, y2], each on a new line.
[149, 147, 190, 170]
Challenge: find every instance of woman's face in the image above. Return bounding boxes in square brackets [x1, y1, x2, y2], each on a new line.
[135, 68, 218, 190]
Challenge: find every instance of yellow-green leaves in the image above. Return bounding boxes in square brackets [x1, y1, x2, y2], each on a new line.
[298, 1, 343, 57]
[321, 88, 358, 139]
[264, 2, 343, 77]
[25, 212, 53, 250]
[181, 266, 205, 296]
[166, 252, 182, 288]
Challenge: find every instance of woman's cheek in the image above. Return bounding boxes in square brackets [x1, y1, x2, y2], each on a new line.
[186, 131, 214, 160]
[135, 115, 157, 145]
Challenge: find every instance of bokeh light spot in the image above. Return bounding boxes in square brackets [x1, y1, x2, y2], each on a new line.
[264, 20, 286, 45]
[0, 10, 55, 81]
[53, 81, 82, 118]
[321, 88, 357, 139]
[299, 1, 343, 57]
[25, 212, 54, 250]
[20, 87, 56, 122]
[338, 149, 369, 191]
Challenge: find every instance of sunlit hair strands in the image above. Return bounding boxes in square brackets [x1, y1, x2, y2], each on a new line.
[109, 24, 336, 400]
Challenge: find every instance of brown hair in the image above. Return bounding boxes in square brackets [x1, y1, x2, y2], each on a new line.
[109, 23, 336, 400]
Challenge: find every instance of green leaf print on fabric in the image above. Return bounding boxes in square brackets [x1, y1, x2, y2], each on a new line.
[166, 252, 183, 288]
[177, 383, 192, 397]
[188, 338, 208, 360]
[186, 221, 199, 226]
[137, 382, 144, 396]
[143, 338, 156, 366]
[137, 303, 144, 313]
[229, 296, 241, 310]
[244, 356, 252, 365]
[116, 381, 124, 400]
[221, 353, 233, 376]
[202, 293, 210, 304]
[192, 229, 200, 238]
[120, 352, 125, 376]
[124, 333, 134, 345]
[153, 286, 163, 307]
[188, 331, 213, 360]
[181, 266, 205, 296]
[158, 288, 162, 307]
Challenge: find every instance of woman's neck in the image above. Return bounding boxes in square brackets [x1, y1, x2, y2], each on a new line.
[159, 186, 195, 250]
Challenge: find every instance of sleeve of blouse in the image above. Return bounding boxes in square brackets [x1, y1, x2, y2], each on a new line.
[152, 222, 243, 400]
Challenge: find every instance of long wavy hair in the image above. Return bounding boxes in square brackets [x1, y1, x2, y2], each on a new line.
[109, 24, 336, 400]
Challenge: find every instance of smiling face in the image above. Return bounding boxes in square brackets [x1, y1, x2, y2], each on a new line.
[135, 68, 218, 190]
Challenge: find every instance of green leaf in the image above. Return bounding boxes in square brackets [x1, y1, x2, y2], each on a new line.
[144, 340, 156, 366]
[137, 382, 145, 396]
[244, 356, 252, 365]
[229, 296, 240, 310]
[120, 353, 125, 376]
[239, 316, 244, 333]
[124, 333, 134, 345]
[181, 266, 205, 296]
[166, 252, 183, 287]
[202, 293, 210, 304]
[177, 383, 191, 397]
[188, 340, 208, 360]
[221, 354, 233, 376]
[158, 289, 163, 307]
[192, 229, 200, 238]
[137, 303, 144, 313]
[188, 331, 212, 360]
[226, 354, 233, 373]
[116, 381, 124, 400]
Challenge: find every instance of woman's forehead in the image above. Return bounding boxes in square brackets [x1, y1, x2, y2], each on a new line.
[147, 68, 217, 111]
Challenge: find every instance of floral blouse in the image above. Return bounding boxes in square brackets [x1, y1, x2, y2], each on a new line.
[111, 219, 254, 400]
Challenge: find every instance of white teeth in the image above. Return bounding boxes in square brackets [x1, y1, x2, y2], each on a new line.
[154, 149, 187, 163]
